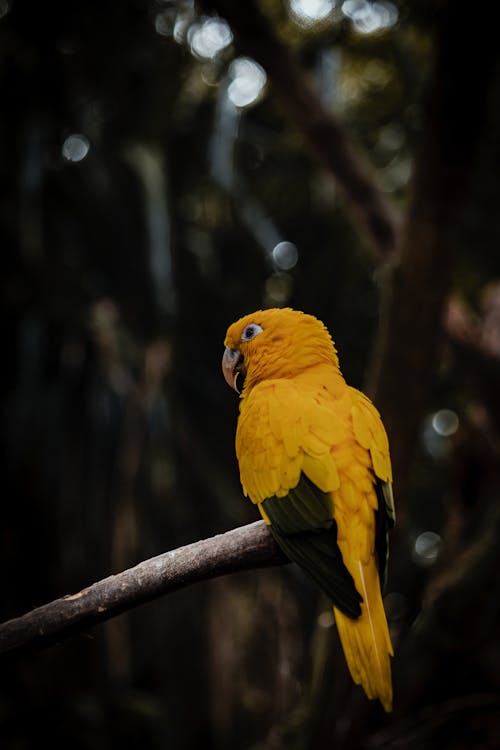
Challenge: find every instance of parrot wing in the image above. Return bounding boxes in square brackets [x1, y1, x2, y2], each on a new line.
[261, 476, 363, 618]
[236, 379, 346, 502]
[236, 379, 362, 618]
[350, 388, 395, 585]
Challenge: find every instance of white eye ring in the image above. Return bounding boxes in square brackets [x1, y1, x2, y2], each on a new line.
[241, 323, 263, 342]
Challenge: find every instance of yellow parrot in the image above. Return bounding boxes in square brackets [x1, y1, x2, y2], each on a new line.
[222, 307, 395, 712]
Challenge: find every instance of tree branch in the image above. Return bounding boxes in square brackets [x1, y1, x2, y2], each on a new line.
[200, 0, 400, 260]
[445, 295, 500, 434]
[0, 520, 287, 660]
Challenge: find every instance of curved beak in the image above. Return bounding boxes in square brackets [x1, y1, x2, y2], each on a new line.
[222, 346, 245, 393]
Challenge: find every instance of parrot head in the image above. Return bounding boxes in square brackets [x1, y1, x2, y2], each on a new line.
[222, 307, 339, 394]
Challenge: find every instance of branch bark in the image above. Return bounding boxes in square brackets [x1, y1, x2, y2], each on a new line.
[0, 520, 287, 660]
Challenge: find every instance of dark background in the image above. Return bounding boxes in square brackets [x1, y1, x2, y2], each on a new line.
[2, 0, 500, 747]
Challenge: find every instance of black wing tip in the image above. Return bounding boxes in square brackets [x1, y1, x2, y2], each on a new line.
[263, 474, 365, 619]
[332, 587, 363, 620]
[268, 522, 364, 619]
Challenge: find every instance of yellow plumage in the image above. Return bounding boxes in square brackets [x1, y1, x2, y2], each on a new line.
[222, 308, 395, 712]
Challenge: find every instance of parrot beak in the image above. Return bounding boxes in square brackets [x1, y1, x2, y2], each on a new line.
[222, 347, 246, 394]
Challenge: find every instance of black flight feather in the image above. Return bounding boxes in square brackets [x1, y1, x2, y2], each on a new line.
[374, 479, 394, 590]
[262, 474, 363, 619]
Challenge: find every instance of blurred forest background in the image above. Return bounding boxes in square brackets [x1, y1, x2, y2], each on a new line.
[2, 0, 500, 747]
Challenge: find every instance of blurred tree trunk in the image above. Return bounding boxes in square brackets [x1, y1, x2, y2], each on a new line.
[370, 0, 499, 500]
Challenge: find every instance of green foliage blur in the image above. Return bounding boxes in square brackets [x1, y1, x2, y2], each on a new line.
[2, 1, 500, 748]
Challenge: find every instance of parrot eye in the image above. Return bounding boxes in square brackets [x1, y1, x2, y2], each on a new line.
[241, 323, 263, 342]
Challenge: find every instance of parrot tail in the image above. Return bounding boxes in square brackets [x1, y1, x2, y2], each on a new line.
[334, 558, 393, 712]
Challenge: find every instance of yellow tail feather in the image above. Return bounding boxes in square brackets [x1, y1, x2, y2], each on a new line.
[334, 559, 393, 711]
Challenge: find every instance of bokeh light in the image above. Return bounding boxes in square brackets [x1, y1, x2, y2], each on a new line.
[290, 0, 336, 25]
[188, 16, 233, 60]
[432, 408, 459, 437]
[412, 531, 442, 567]
[317, 610, 335, 628]
[227, 57, 267, 109]
[272, 241, 299, 270]
[342, 0, 398, 34]
[62, 134, 90, 163]
[264, 274, 293, 306]
[173, 10, 193, 44]
[422, 409, 459, 460]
